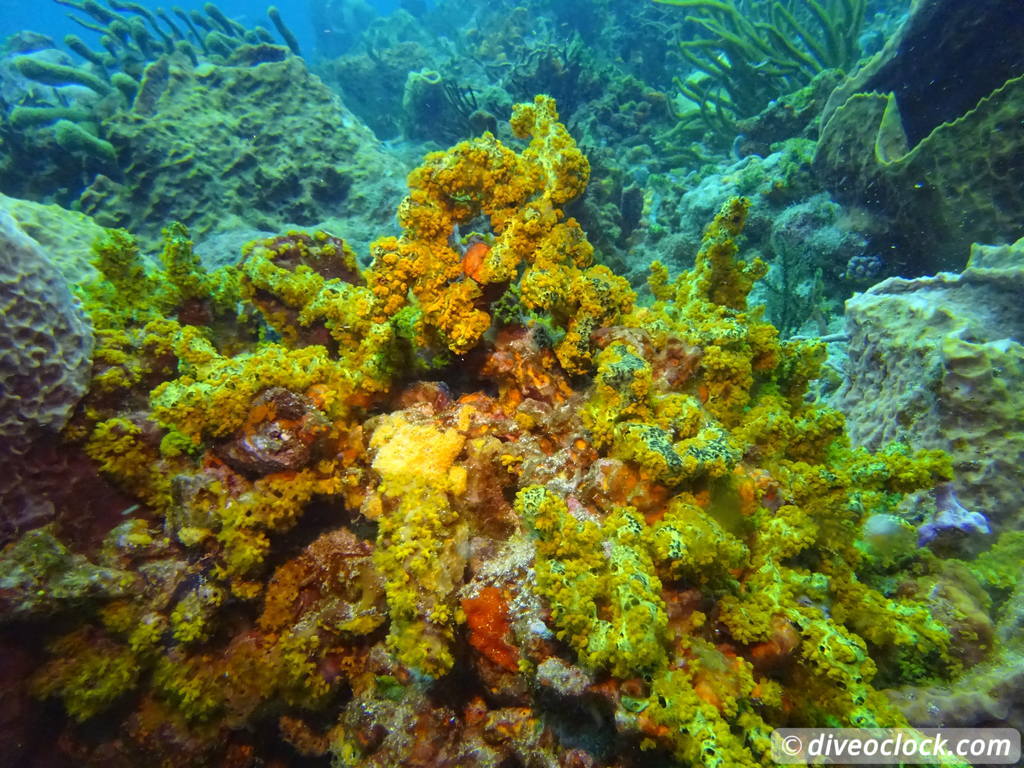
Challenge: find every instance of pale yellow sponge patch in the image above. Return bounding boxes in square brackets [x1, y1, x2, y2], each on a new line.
[369, 412, 468, 676]
[370, 413, 466, 497]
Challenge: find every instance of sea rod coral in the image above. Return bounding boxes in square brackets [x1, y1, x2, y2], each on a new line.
[0, 97, 990, 768]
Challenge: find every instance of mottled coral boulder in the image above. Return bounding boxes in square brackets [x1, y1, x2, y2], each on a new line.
[834, 237, 1024, 534]
[0, 212, 95, 541]
[77, 52, 406, 256]
[0, 212, 93, 453]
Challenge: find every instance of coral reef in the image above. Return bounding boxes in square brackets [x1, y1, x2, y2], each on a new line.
[656, 0, 866, 138]
[631, 140, 868, 337]
[0, 0, 1019, 760]
[0, 31, 114, 200]
[1, 3, 396, 258]
[0, 527, 133, 621]
[365, 410, 468, 676]
[733, 68, 844, 156]
[0, 0, 1019, 745]
[317, 39, 433, 140]
[0, 70, 1016, 766]
[0, 201, 140, 550]
[314, 0, 689, 266]
[0, 209, 102, 549]
[0, 2, 302, 205]
[48, 1, 298, 72]
[399, 68, 484, 144]
[887, 546, 1024, 734]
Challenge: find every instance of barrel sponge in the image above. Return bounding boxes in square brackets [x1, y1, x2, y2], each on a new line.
[833, 237, 1024, 534]
[0, 213, 94, 454]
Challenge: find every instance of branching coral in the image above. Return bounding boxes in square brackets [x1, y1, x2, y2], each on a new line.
[511, 197, 958, 762]
[366, 94, 634, 373]
[517, 487, 668, 678]
[656, 0, 867, 137]
[75, 224, 239, 485]
[366, 411, 468, 677]
[77, 226, 387, 593]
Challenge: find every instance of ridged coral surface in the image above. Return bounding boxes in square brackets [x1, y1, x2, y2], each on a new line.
[836, 237, 1024, 534]
[0, 212, 93, 454]
[0, 193, 107, 285]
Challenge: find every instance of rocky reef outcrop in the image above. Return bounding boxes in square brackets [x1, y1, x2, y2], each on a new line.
[835, 237, 1024, 536]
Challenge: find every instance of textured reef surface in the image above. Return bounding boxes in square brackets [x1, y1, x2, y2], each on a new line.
[0, 96, 1016, 768]
[0, 0, 1022, 767]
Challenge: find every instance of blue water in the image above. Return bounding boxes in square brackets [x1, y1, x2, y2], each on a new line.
[0, 0, 413, 60]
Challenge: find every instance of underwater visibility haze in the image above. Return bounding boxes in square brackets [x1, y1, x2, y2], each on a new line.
[0, 0, 1022, 765]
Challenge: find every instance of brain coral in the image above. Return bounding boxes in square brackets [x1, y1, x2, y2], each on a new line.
[0, 193, 106, 286]
[0, 212, 94, 455]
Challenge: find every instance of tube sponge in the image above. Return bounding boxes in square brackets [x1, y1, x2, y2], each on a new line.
[110, 71, 139, 102]
[204, 2, 244, 37]
[267, 6, 300, 55]
[14, 55, 111, 95]
[54, 119, 117, 164]
[63, 34, 106, 67]
[9, 106, 91, 129]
